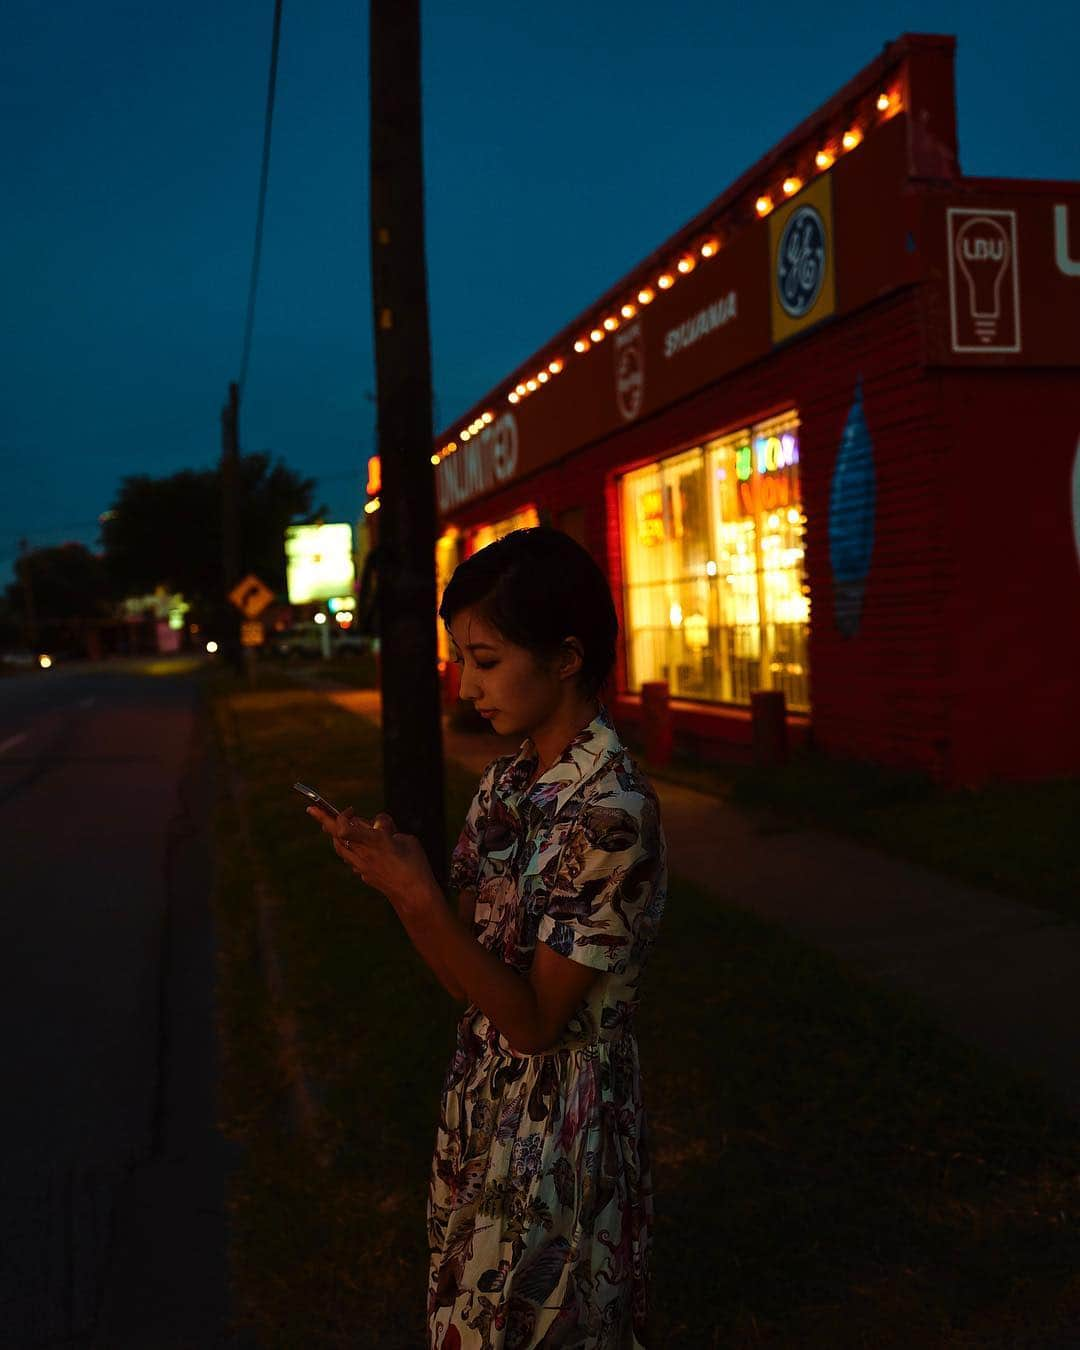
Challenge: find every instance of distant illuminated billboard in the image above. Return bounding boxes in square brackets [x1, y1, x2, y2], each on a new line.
[285, 524, 355, 605]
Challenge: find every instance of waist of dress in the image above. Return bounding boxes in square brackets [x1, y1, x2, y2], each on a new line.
[462, 1005, 636, 1059]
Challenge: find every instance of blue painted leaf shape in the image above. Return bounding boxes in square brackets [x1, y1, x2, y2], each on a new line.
[828, 376, 877, 637]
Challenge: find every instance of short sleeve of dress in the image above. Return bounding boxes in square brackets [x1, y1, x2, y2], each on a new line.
[448, 757, 501, 896]
[536, 788, 662, 975]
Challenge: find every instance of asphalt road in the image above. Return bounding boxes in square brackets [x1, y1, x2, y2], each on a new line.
[0, 656, 239, 1348]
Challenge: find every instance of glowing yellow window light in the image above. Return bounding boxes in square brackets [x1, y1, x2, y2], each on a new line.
[637, 286, 655, 305]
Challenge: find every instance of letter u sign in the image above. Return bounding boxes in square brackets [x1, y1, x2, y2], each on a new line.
[1056, 204, 1080, 277]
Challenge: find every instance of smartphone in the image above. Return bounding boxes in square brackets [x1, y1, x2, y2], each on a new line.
[292, 781, 340, 817]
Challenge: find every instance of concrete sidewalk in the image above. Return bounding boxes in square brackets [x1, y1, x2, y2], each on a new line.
[325, 687, 1080, 1122]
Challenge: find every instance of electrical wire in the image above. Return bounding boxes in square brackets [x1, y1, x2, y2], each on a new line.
[237, 0, 284, 403]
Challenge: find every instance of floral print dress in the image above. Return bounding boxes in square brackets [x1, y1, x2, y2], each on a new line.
[427, 705, 668, 1350]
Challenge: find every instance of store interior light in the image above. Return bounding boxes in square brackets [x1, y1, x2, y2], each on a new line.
[637, 287, 655, 305]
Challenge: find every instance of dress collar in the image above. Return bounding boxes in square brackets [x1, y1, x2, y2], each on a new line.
[496, 703, 624, 818]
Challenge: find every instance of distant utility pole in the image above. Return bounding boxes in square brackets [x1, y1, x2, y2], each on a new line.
[219, 380, 244, 672]
[369, 0, 446, 888]
[17, 538, 38, 650]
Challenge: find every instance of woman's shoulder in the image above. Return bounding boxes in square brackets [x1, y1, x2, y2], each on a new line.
[577, 746, 664, 840]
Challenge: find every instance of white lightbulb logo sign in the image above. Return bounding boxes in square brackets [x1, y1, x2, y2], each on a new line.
[955, 217, 1010, 344]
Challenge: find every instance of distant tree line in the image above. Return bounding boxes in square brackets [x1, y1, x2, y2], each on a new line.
[1, 451, 324, 653]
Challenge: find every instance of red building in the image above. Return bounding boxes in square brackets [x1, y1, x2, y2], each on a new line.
[427, 33, 1080, 788]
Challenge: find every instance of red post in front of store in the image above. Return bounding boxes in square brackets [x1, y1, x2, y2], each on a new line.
[641, 681, 673, 767]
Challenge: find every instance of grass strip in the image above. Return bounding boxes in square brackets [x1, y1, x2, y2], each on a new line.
[209, 679, 1080, 1348]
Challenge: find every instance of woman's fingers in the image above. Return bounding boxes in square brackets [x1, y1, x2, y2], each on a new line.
[306, 805, 337, 834]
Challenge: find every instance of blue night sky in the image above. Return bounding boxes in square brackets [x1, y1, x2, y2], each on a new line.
[2, 0, 1077, 588]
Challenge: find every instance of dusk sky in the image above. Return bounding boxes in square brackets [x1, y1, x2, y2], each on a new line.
[3, 0, 1077, 590]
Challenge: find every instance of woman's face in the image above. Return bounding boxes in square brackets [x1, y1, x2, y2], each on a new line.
[447, 606, 573, 738]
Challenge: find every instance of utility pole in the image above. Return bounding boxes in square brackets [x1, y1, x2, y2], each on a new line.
[219, 381, 244, 673]
[369, 0, 446, 888]
[17, 538, 38, 651]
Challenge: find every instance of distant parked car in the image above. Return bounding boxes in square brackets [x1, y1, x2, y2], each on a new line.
[273, 622, 371, 660]
[0, 649, 54, 670]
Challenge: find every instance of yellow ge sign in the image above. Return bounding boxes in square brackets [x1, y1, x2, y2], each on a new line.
[769, 173, 836, 345]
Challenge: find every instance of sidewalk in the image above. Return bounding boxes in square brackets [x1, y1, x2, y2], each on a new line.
[325, 687, 1080, 1122]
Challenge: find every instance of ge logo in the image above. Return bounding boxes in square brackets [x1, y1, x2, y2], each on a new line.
[777, 206, 827, 318]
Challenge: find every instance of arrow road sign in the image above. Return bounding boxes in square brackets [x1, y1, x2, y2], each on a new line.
[228, 573, 274, 618]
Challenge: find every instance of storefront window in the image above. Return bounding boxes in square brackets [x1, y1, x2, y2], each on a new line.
[620, 412, 809, 711]
[435, 527, 462, 666]
[468, 505, 540, 556]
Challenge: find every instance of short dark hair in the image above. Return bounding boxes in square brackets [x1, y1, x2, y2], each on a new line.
[439, 526, 618, 701]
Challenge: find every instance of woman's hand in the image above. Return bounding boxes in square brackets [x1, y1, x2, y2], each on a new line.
[307, 804, 438, 911]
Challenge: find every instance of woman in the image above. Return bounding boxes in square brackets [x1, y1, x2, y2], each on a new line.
[308, 526, 667, 1348]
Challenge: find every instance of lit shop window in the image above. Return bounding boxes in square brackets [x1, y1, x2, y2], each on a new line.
[619, 412, 809, 712]
[468, 505, 541, 556]
[435, 527, 463, 667]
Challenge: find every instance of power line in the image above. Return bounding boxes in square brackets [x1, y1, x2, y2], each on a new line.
[238, 0, 284, 402]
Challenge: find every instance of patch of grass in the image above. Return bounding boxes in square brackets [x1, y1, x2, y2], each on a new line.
[211, 688, 1080, 1348]
[627, 734, 1080, 922]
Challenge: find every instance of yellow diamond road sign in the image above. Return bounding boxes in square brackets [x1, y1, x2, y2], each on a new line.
[229, 573, 274, 618]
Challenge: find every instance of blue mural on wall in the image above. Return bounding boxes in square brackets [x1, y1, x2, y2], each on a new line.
[828, 376, 877, 637]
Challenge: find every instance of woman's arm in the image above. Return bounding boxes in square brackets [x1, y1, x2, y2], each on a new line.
[438, 887, 478, 1004]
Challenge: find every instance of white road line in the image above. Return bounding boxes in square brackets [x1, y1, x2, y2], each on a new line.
[0, 733, 27, 755]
